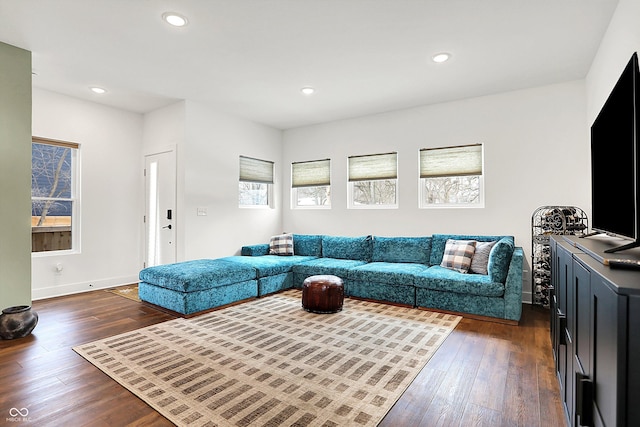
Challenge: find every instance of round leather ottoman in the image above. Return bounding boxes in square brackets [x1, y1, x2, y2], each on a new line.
[302, 275, 344, 314]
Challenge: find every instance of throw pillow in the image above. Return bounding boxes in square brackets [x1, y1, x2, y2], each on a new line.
[469, 241, 497, 275]
[269, 233, 294, 256]
[440, 239, 477, 273]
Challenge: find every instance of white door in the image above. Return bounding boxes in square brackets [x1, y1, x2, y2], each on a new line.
[144, 150, 176, 267]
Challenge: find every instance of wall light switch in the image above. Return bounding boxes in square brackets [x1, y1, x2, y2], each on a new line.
[197, 207, 207, 216]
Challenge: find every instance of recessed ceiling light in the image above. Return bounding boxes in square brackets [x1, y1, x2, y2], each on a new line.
[301, 87, 315, 95]
[162, 12, 188, 27]
[432, 52, 451, 63]
[90, 87, 106, 94]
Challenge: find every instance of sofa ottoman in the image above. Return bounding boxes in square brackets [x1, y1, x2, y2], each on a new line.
[302, 275, 344, 313]
[138, 259, 258, 315]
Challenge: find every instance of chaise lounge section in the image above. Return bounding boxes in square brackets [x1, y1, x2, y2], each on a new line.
[138, 233, 523, 322]
[138, 259, 257, 315]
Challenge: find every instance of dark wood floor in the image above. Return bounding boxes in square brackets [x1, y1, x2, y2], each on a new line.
[0, 289, 564, 427]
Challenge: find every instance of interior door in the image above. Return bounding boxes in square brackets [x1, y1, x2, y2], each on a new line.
[144, 150, 176, 267]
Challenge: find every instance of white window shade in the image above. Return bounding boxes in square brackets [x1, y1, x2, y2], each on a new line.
[348, 152, 397, 182]
[239, 156, 274, 184]
[420, 144, 482, 178]
[292, 159, 330, 188]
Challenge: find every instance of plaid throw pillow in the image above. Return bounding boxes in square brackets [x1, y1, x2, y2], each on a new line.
[440, 239, 477, 273]
[269, 233, 294, 256]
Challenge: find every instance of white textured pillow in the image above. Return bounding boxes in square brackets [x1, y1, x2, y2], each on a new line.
[469, 241, 497, 275]
[269, 233, 294, 256]
[440, 239, 477, 273]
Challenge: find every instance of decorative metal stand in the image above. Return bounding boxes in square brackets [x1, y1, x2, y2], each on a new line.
[531, 206, 588, 307]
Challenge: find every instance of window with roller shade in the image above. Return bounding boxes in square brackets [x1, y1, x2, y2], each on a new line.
[348, 152, 397, 208]
[291, 159, 331, 208]
[419, 144, 483, 208]
[239, 155, 274, 207]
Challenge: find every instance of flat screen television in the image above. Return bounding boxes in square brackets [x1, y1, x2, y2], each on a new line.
[589, 52, 640, 253]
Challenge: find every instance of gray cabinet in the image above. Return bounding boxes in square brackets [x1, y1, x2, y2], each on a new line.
[550, 235, 640, 427]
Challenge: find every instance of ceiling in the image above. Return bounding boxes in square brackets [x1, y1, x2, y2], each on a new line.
[0, 0, 619, 130]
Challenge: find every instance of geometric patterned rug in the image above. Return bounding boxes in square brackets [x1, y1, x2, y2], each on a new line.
[73, 290, 460, 427]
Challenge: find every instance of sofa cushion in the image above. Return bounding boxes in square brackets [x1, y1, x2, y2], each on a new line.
[414, 265, 505, 297]
[139, 259, 256, 292]
[292, 257, 368, 278]
[269, 233, 294, 255]
[221, 255, 316, 277]
[440, 239, 476, 273]
[322, 235, 372, 261]
[429, 234, 510, 266]
[469, 240, 497, 275]
[371, 236, 431, 264]
[488, 237, 515, 283]
[348, 262, 431, 285]
[293, 234, 323, 257]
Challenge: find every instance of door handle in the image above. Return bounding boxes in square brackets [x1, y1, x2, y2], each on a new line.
[162, 224, 172, 230]
[575, 372, 593, 426]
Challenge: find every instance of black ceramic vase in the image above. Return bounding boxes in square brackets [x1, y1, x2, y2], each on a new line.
[0, 305, 38, 339]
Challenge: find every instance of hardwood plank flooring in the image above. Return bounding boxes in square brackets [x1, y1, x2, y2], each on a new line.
[0, 290, 564, 426]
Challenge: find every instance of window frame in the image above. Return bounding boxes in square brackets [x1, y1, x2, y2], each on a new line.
[347, 152, 398, 209]
[238, 155, 274, 208]
[291, 159, 331, 209]
[418, 144, 484, 209]
[31, 136, 81, 256]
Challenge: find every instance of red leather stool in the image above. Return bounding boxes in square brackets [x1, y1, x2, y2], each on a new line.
[302, 275, 344, 313]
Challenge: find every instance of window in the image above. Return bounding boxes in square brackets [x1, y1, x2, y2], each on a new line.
[31, 137, 79, 253]
[239, 155, 274, 207]
[348, 152, 397, 208]
[419, 144, 483, 208]
[291, 159, 331, 208]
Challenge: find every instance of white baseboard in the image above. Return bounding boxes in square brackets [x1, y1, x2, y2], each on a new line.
[32, 275, 139, 300]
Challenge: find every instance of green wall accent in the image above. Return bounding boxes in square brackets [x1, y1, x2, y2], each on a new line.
[0, 42, 32, 308]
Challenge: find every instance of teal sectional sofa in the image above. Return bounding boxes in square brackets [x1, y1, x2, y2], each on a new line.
[138, 233, 523, 322]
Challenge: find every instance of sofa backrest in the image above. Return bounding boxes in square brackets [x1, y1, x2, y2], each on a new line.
[293, 234, 323, 257]
[371, 236, 431, 264]
[322, 235, 372, 261]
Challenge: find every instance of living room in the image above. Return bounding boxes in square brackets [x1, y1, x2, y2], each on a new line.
[1, 0, 639, 425]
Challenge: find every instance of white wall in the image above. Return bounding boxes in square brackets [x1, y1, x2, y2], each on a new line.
[31, 88, 144, 299]
[181, 101, 283, 259]
[283, 81, 590, 303]
[586, 0, 640, 124]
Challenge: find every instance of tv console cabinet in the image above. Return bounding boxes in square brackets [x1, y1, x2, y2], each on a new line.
[550, 234, 640, 427]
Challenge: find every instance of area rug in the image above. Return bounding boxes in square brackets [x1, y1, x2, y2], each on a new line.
[106, 283, 140, 302]
[74, 290, 460, 427]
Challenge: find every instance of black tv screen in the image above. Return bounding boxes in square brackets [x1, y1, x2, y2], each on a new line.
[590, 52, 640, 252]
